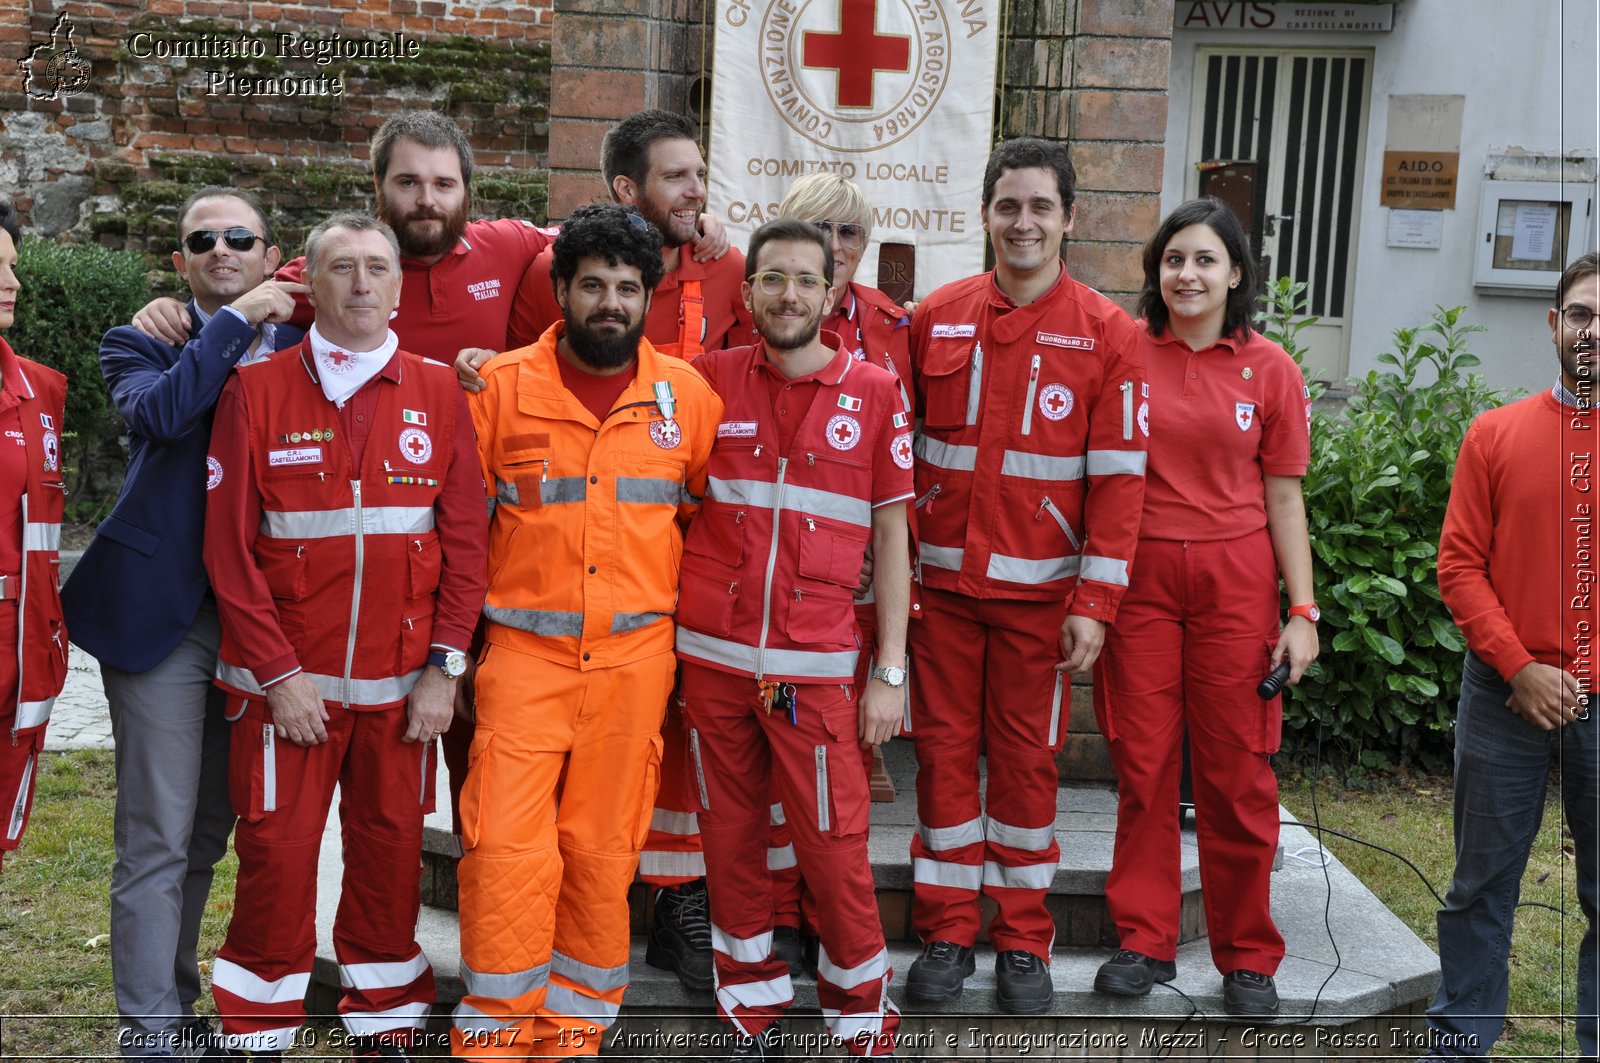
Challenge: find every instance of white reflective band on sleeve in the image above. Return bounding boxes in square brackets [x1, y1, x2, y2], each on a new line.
[552, 950, 630, 993]
[768, 803, 786, 826]
[616, 477, 684, 505]
[912, 856, 983, 891]
[985, 817, 1057, 852]
[221, 1026, 302, 1054]
[917, 816, 984, 851]
[14, 696, 54, 731]
[211, 958, 311, 1005]
[982, 859, 1058, 891]
[1086, 449, 1148, 476]
[1080, 555, 1131, 587]
[913, 435, 978, 472]
[767, 843, 797, 871]
[22, 521, 60, 552]
[712, 924, 774, 965]
[675, 628, 859, 679]
[341, 1002, 430, 1035]
[260, 506, 434, 539]
[649, 808, 699, 836]
[716, 973, 793, 1012]
[338, 951, 430, 991]
[821, 1009, 886, 1043]
[637, 850, 706, 878]
[459, 959, 550, 1001]
[917, 543, 965, 572]
[816, 945, 889, 990]
[453, 1001, 524, 1034]
[708, 478, 870, 527]
[1000, 450, 1084, 481]
[986, 553, 1078, 584]
[216, 662, 423, 706]
[544, 983, 620, 1026]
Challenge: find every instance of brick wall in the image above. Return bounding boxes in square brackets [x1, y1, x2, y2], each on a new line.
[4, 0, 554, 265]
[1001, 0, 1173, 306]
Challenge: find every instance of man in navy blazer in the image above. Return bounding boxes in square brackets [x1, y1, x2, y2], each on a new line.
[61, 187, 305, 1057]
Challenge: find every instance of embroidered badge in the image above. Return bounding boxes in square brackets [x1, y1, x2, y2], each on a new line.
[268, 447, 323, 467]
[717, 420, 759, 439]
[1036, 332, 1094, 350]
[825, 414, 862, 451]
[1241, 367, 1254, 380]
[837, 394, 863, 412]
[41, 430, 58, 472]
[1038, 383, 1074, 421]
[1235, 402, 1256, 431]
[402, 409, 428, 426]
[39, 413, 54, 430]
[1138, 400, 1150, 438]
[891, 432, 914, 470]
[399, 427, 433, 465]
[931, 323, 977, 339]
[649, 419, 682, 449]
[206, 456, 224, 490]
[892, 412, 909, 429]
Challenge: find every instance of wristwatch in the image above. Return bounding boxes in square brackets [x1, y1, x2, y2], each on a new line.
[428, 648, 469, 679]
[1288, 602, 1321, 623]
[870, 664, 907, 688]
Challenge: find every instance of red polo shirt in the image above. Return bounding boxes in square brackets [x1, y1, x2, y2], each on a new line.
[1138, 324, 1310, 541]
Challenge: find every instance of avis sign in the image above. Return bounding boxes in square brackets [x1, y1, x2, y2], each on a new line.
[710, 0, 998, 298]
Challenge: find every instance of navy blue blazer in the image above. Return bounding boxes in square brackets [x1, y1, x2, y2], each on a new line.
[62, 305, 304, 673]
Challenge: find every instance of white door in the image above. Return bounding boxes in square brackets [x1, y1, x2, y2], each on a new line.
[1189, 48, 1373, 384]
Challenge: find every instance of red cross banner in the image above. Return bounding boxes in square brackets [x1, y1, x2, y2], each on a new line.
[709, 0, 998, 299]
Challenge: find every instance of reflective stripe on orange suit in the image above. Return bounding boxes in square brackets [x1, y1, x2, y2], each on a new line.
[453, 325, 721, 1059]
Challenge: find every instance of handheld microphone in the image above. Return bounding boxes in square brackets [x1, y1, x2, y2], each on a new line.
[1257, 658, 1292, 700]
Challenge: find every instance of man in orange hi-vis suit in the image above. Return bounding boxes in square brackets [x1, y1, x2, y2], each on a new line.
[451, 203, 722, 1060]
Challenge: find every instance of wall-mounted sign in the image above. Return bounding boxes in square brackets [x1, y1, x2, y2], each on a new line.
[1386, 209, 1443, 249]
[1175, 3, 1395, 32]
[1380, 151, 1460, 209]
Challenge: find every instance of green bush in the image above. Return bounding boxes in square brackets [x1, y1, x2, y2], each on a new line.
[8, 240, 151, 512]
[1261, 278, 1509, 769]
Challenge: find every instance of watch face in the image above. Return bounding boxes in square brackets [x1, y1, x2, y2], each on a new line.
[1307, 605, 1321, 622]
[442, 651, 468, 677]
[876, 666, 906, 686]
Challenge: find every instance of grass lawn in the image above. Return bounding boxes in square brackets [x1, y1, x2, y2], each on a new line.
[1282, 770, 1588, 1062]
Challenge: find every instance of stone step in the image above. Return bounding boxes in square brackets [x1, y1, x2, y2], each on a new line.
[415, 738, 1207, 946]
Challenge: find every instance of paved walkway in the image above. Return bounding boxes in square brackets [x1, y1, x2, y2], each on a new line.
[45, 649, 114, 752]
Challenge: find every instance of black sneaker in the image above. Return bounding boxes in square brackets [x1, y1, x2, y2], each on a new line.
[729, 1021, 784, 1059]
[646, 879, 715, 992]
[175, 1016, 218, 1060]
[1093, 949, 1177, 997]
[904, 940, 976, 1002]
[1222, 969, 1279, 1017]
[994, 949, 1053, 1014]
[772, 925, 805, 979]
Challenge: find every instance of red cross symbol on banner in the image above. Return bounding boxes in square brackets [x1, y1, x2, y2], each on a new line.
[405, 434, 428, 458]
[802, 0, 911, 109]
[1044, 391, 1067, 414]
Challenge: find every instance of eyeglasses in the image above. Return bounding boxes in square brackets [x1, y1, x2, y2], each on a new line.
[1560, 304, 1596, 331]
[183, 228, 262, 255]
[814, 220, 867, 251]
[747, 271, 828, 296]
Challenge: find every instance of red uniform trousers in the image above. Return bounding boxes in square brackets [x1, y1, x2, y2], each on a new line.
[637, 695, 705, 886]
[1092, 530, 1285, 975]
[769, 606, 880, 933]
[453, 645, 676, 1060]
[211, 700, 435, 1054]
[680, 662, 898, 1056]
[907, 586, 1067, 958]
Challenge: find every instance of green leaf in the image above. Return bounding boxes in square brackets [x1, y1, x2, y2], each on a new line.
[1429, 616, 1465, 651]
[1360, 623, 1406, 665]
[1371, 575, 1409, 597]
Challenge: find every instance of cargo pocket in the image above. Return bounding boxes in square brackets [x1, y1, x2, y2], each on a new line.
[633, 732, 665, 849]
[814, 690, 871, 837]
[458, 727, 495, 853]
[227, 700, 280, 822]
[919, 338, 977, 430]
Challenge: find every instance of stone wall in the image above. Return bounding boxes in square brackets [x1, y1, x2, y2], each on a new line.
[5, 0, 554, 269]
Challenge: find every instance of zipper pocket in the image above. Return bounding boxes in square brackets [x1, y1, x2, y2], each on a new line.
[1036, 497, 1082, 552]
[1121, 380, 1133, 441]
[814, 745, 830, 832]
[1047, 673, 1064, 746]
[914, 483, 942, 511]
[7, 752, 33, 840]
[262, 725, 278, 813]
[1020, 354, 1041, 436]
[690, 727, 711, 810]
[966, 342, 984, 426]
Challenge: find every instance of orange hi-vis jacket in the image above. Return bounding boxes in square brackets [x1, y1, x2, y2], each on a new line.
[471, 325, 723, 669]
[909, 268, 1148, 619]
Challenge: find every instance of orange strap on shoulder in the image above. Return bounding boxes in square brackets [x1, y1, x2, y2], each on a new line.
[659, 279, 705, 360]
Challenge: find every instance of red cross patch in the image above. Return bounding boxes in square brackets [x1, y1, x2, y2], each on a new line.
[399, 427, 433, 465]
[825, 413, 861, 451]
[1039, 383, 1074, 421]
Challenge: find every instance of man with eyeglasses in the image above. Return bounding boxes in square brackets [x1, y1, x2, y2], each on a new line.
[62, 187, 306, 1058]
[1424, 250, 1600, 1062]
[674, 218, 911, 1059]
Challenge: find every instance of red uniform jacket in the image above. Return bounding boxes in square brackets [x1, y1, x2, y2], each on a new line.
[909, 268, 1147, 619]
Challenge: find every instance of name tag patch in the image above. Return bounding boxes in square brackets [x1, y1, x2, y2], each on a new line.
[268, 447, 323, 467]
[717, 420, 759, 439]
[931, 323, 977, 339]
[1037, 332, 1094, 350]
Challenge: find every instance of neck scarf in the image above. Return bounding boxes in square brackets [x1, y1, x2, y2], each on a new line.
[309, 323, 397, 408]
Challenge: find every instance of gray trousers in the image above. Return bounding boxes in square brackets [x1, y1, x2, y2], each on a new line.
[103, 598, 236, 1057]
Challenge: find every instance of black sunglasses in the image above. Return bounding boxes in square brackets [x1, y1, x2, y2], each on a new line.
[183, 228, 262, 255]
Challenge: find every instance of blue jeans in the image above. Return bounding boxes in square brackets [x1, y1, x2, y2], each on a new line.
[1426, 652, 1598, 1061]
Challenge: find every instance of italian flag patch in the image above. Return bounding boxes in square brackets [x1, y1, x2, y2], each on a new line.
[402, 409, 427, 426]
[893, 412, 908, 429]
[837, 395, 862, 411]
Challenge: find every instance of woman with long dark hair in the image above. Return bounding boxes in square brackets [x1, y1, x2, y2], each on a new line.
[1090, 197, 1319, 1016]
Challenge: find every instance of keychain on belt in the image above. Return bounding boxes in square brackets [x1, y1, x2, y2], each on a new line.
[758, 680, 798, 725]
